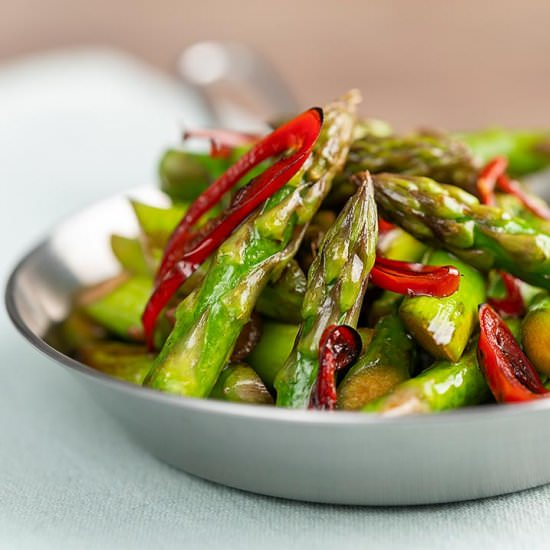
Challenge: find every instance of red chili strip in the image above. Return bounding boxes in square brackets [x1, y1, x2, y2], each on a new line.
[497, 173, 550, 220]
[370, 256, 460, 298]
[378, 216, 396, 233]
[142, 108, 323, 349]
[183, 128, 259, 159]
[310, 325, 362, 410]
[158, 108, 322, 285]
[488, 271, 525, 317]
[476, 156, 508, 205]
[477, 304, 548, 403]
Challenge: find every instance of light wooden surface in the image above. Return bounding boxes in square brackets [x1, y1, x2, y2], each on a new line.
[1, 0, 549, 129]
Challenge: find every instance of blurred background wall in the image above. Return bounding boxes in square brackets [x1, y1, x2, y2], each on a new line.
[1, 0, 549, 129]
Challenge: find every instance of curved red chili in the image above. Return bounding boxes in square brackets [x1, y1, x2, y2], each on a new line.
[488, 271, 525, 317]
[370, 256, 461, 298]
[378, 216, 396, 233]
[477, 304, 548, 403]
[310, 324, 362, 410]
[497, 173, 550, 220]
[158, 108, 322, 284]
[142, 108, 323, 349]
[477, 156, 508, 205]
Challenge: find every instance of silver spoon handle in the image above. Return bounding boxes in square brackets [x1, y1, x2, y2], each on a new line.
[178, 41, 299, 130]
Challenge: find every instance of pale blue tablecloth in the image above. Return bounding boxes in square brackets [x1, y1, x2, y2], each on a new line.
[1, 49, 550, 550]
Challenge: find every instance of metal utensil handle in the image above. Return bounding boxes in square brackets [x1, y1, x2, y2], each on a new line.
[178, 41, 299, 130]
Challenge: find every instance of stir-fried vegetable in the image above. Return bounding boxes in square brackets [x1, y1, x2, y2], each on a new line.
[50, 90, 550, 415]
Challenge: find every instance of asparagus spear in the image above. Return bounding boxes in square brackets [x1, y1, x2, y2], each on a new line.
[521, 294, 550, 376]
[399, 249, 486, 362]
[373, 174, 550, 289]
[110, 234, 151, 276]
[80, 275, 152, 342]
[46, 309, 107, 354]
[368, 228, 428, 325]
[377, 227, 428, 262]
[247, 322, 373, 391]
[457, 128, 550, 177]
[255, 260, 306, 323]
[343, 133, 478, 189]
[131, 200, 188, 266]
[327, 133, 478, 206]
[363, 346, 490, 415]
[297, 210, 337, 272]
[337, 315, 414, 410]
[159, 147, 268, 202]
[144, 91, 360, 397]
[494, 193, 550, 235]
[159, 149, 229, 201]
[247, 321, 299, 389]
[210, 363, 274, 404]
[78, 342, 154, 385]
[275, 174, 377, 408]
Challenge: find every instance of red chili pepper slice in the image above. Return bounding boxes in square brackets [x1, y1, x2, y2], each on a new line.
[488, 271, 525, 317]
[477, 304, 548, 403]
[476, 156, 508, 205]
[142, 108, 323, 349]
[183, 128, 259, 159]
[158, 108, 322, 284]
[497, 173, 550, 220]
[310, 325, 362, 410]
[370, 256, 460, 298]
[378, 216, 396, 233]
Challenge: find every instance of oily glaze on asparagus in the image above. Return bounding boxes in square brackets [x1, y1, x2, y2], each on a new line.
[399, 249, 486, 362]
[52, 91, 550, 416]
[275, 174, 377, 408]
[339, 133, 478, 192]
[143, 91, 360, 397]
[521, 294, 550, 376]
[337, 315, 414, 410]
[373, 173, 550, 289]
[363, 346, 490, 415]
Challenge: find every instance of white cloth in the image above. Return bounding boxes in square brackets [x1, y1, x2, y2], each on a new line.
[1, 49, 550, 550]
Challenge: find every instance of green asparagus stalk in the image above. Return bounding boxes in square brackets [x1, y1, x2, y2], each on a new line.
[255, 260, 307, 323]
[79, 275, 152, 341]
[337, 315, 415, 410]
[344, 133, 478, 187]
[368, 228, 428, 325]
[362, 346, 490, 415]
[521, 294, 550, 376]
[159, 147, 268, 202]
[110, 234, 151, 276]
[78, 342, 154, 385]
[210, 363, 274, 404]
[327, 133, 478, 206]
[297, 210, 337, 272]
[144, 91, 360, 397]
[131, 200, 187, 265]
[352, 118, 393, 140]
[46, 309, 107, 354]
[275, 173, 377, 408]
[373, 173, 550, 289]
[159, 149, 229, 202]
[456, 128, 550, 177]
[494, 193, 550, 235]
[377, 227, 428, 262]
[505, 316, 523, 342]
[247, 322, 374, 391]
[247, 321, 300, 389]
[399, 249, 486, 362]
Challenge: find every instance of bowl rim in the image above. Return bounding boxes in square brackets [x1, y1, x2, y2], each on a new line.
[6, 188, 550, 428]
